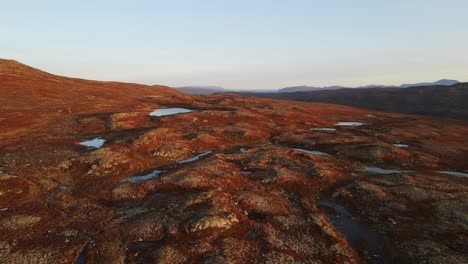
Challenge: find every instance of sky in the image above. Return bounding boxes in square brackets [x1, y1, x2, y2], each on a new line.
[1, 0, 468, 90]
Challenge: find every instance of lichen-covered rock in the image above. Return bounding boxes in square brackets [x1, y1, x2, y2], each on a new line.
[238, 191, 290, 216]
[0, 214, 41, 230]
[186, 211, 239, 233]
[148, 246, 189, 264]
[121, 212, 169, 242]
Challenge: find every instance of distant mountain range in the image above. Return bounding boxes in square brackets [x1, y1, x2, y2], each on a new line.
[277, 79, 460, 93]
[399, 79, 459, 88]
[175, 86, 226, 94]
[277, 85, 346, 93]
[175, 79, 460, 94]
[235, 82, 468, 121]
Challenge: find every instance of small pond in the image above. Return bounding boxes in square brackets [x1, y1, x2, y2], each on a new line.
[318, 200, 390, 263]
[437, 170, 468, 178]
[79, 138, 105, 148]
[335, 122, 366, 126]
[150, 108, 193, 116]
[294, 148, 330, 156]
[310, 128, 337, 131]
[363, 167, 404, 174]
[120, 170, 163, 183]
[177, 151, 213, 164]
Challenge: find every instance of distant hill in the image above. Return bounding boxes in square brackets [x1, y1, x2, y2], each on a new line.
[0, 59, 180, 111]
[0, 58, 182, 145]
[278, 86, 346, 93]
[0, 59, 181, 134]
[236, 82, 468, 121]
[176, 80, 461, 95]
[275, 79, 460, 93]
[400, 79, 459, 88]
[175, 86, 226, 94]
[176, 86, 280, 94]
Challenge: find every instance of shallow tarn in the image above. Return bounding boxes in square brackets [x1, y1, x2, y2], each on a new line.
[310, 128, 336, 131]
[75, 242, 89, 264]
[149, 108, 193, 116]
[79, 138, 105, 148]
[294, 148, 330, 156]
[118, 151, 213, 183]
[120, 170, 163, 183]
[437, 170, 468, 178]
[335, 122, 366, 126]
[363, 167, 405, 174]
[318, 200, 391, 263]
[177, 151, 213, 164]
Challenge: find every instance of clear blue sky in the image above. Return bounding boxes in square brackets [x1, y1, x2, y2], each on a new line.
[1, 0, 467, 89]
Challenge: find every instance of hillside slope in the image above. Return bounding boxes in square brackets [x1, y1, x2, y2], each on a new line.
[0, 59, 182, 145]
[0, 59, 180, 110]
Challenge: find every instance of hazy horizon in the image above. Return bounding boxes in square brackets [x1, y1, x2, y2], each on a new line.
[2, 1, 468, 89]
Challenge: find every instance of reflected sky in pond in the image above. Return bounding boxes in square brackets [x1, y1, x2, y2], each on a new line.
[294, 148, 330, 156]
[150, 108, 193, 116]
[79, 138, 105, 148]
[310, 128, 336, 131]
[437, 170, 468, 178]
[363, 167, 404, 174]
[120, 170, 163, 183]
[335, 122, 365, 126]
[178, 151, 213, 164]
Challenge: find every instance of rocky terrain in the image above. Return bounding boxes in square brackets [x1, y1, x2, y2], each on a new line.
[236, 83, 468, 121]
[0, 59, 467, 263]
